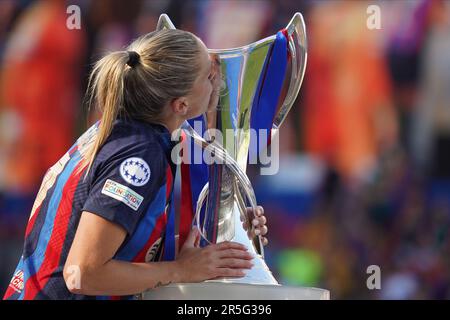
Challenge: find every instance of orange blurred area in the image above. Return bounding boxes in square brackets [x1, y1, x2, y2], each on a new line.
[1, 0, 449, 299]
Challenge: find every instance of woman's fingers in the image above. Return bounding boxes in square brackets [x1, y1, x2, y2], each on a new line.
[256, 206, 264, 216]
[254, 225, 268, 236]
[215, 268, 246, 278]
[261, 237, 268, 246]
[208, 242, 255, 279]
[242, 207, 269, 246]
[216, 248, 254, 260]
[252, 215, 267, 228]
[244, 206, 267, 235]
[217, 258, 253, 269]
[214, 241, 248, 251]
[245, 205, 264, 218]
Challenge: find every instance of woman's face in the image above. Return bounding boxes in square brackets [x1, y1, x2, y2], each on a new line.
[184, 39, 218, 119]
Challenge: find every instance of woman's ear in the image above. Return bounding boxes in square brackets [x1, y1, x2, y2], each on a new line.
[170, 97, 189, 116]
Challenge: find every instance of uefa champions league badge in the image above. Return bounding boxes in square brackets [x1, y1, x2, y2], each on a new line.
[120, 157, 151, 187]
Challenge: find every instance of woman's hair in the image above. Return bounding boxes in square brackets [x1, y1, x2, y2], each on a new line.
[83, 29, 201, 173]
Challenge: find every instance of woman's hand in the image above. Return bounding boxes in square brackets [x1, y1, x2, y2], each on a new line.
[175, 228, 254, 283]
[243, 206, 268, 246]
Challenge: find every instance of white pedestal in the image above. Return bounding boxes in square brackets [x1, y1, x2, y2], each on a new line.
[141, 282, 330, 300]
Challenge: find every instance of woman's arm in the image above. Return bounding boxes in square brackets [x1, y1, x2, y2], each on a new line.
[64, 211, 253, 296]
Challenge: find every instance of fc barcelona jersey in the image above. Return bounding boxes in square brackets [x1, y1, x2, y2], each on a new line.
[3, 119, 176, 300]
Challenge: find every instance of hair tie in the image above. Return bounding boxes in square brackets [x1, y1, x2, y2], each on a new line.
[126, 51, 140, 67]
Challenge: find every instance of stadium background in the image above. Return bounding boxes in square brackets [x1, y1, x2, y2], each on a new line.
[0, 0, 449, 299]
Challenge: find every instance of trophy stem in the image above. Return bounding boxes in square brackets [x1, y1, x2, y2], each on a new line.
[205, 202, 278, 285]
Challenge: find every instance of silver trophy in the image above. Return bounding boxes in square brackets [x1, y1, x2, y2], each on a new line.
[142, 13, 330, 300]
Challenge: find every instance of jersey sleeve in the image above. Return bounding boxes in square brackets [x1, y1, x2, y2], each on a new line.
[82, 140, 166, 235]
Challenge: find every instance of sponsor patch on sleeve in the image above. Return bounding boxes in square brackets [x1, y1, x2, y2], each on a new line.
[101, 179, 144, 211]
[9, 269, 24, 294]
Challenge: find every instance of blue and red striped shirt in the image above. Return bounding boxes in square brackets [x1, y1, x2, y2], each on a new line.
[3, 119, 176, 300]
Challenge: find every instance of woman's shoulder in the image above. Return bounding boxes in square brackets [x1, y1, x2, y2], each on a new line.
[94, 120, 168, 169]
[111, 118, 161, 144]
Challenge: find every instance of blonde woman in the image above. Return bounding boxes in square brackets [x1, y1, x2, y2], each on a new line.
[3, 29, 268, 300]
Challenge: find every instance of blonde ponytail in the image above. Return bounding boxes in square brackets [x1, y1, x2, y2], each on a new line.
[81, 29, 201, 174]
[83, 51, 129, 174]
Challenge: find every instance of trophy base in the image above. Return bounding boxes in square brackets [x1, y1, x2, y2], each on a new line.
[141, 282, 330, 300]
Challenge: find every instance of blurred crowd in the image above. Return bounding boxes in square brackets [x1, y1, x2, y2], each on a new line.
[0, 0, 449, 299]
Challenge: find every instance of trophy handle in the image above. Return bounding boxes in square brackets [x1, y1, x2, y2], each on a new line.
[272, 12, 308, 131]
[194, 182, 209, 243]
[194, 181, 266, 258]
[182, 123, 265, 257]
[156, 14, 176, 30]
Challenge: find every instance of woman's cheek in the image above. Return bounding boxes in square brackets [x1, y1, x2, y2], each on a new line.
[207, 80, 213, 94]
